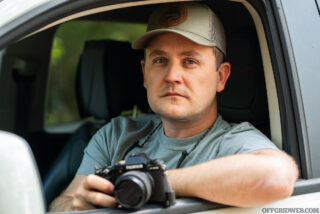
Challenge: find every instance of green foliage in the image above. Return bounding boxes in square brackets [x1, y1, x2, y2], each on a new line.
[46, 21, 146, 125]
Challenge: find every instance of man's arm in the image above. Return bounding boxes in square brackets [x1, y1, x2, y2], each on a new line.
[49, 174, 117, 212]
[168, 149, 298, 207]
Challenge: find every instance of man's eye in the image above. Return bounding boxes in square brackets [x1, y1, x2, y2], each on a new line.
[184, 59, 198, 65]
[153, 58, 167, 64]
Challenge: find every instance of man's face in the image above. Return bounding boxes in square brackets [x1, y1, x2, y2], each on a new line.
[141, 33, 230, 123]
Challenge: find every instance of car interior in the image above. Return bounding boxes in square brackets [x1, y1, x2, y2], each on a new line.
[0, 0, 297, 213]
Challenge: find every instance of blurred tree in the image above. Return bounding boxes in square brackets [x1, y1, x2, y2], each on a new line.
[46, 21, 146, 125]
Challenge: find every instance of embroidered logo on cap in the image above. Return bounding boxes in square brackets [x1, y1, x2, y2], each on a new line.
[160, 5, 188, 27]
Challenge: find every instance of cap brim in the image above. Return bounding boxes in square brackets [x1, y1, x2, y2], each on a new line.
[132, 29, 221, 51]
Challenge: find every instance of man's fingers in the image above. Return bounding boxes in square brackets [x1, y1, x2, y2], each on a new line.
[85, 191, 117, 208]
[72, 187, 117, 209]
[72, 174, 117, 209]
[85, 174, 114, 194]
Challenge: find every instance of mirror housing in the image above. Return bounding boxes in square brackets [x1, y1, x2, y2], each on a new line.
[0, 131, 45, 214]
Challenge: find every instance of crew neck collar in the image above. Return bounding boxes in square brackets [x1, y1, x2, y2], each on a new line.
[154, 115, 223, 151]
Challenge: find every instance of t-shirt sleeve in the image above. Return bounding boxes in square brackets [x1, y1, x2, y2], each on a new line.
[217, 122, 278, 158]
[76, 125, 112, 175]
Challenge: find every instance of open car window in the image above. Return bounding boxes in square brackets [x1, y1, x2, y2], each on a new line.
[45, 20, 146, 128]
[1, 0, 320, 213]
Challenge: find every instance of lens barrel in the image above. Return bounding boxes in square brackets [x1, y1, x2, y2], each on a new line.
[114, 171, 154, 209]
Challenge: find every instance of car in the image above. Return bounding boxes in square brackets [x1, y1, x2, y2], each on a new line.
[0, 0, 320, 213]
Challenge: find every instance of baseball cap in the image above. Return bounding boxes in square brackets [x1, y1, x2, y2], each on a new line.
[132, 3, 226, 56]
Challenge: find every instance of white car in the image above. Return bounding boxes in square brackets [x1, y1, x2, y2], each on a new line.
[0, 0, 320, 213]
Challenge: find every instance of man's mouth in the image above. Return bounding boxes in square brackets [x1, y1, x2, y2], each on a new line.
[161, 92, 186, 98]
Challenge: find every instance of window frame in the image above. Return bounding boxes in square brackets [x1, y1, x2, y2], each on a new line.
[1, 0, 298, 163]
[1, 0, 320, 212]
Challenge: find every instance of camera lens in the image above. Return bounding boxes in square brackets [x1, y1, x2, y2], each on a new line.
[114, 171, 154, 209]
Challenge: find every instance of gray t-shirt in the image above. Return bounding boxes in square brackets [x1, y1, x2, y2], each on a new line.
[77, 114, 278, 174]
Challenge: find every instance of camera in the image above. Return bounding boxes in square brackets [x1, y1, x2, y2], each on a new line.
[95, 153, 176, 210]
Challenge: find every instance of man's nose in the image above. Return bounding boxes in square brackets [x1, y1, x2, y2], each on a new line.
[165, 61, 182, 84]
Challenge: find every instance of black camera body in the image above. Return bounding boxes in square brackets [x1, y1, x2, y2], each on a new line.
[95, 153, 176, 209]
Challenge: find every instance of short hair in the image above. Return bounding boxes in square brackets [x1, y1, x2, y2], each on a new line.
[213, 47, 224, 69]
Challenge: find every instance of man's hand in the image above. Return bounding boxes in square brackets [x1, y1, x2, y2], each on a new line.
[49, 174, 117, 212]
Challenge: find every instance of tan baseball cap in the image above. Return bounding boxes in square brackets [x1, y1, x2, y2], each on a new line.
[132, 3, 226, 56]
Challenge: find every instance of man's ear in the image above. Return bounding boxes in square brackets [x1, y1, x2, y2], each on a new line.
[141, 59, 147, 88]
[216, 62, 231, 92]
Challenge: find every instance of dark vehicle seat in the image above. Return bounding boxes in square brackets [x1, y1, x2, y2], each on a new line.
[43, 40, 146, 207]
[218, 29, 270, 137]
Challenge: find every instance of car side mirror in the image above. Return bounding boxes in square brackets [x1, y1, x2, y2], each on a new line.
[0, 131, 45, 214]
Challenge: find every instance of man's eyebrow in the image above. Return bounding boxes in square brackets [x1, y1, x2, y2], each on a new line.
[148, 50, 166, 58]
[148, 50, 203, 58]
[179, 50, 202, 58]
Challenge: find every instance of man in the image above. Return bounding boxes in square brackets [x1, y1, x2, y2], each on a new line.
[49, 3, 298, 211]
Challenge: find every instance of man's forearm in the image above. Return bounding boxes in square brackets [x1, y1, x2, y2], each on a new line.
[49, 195, 74, 212]
[168, 149, 298, 207]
